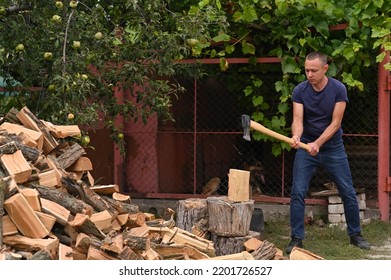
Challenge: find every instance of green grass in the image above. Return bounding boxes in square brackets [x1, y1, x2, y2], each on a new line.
[260, 218, 391, 260]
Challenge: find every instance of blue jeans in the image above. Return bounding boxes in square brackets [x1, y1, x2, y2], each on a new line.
[290, 138, 361, 240]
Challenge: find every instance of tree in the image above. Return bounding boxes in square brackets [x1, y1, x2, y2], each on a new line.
[0, 0, 227, 153]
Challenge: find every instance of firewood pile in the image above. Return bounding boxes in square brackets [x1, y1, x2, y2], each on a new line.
[0, 106, 323, 261]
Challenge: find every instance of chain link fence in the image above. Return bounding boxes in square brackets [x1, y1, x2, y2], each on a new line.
[123, 63, 379, 204]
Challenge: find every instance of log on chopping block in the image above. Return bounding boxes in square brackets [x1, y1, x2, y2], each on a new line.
[227, 168, 250, 202]
[207, 196, 254, 237]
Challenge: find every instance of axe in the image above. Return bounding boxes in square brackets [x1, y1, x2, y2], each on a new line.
[241, 114, 310, 152]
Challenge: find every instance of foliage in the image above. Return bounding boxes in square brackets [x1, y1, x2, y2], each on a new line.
[0, 0, 226, 154]
[184, 0, 391, 155]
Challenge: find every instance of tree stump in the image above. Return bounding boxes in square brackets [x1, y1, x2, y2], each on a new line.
[176, 198, 208, 232]
[211, 231, 259, 256]
[207, 196, 254, 237]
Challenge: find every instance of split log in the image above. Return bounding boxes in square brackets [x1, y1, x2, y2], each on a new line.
[86, 246, 120, 260]
[123, 232, 151, 251]
[1, 149, 32, 183]
[69, 213, 106, 240]
[207, 196, 254, 237]
[289, 247, 324, 260]
[118, 247, 144, 260]
[251, 240, 277, 260]
[4, 193, 49, 238]
[90, 184, 119, 195]
[2, 215, 18, 236]
[227, 168, 250, 202]
[176, 198, 208, 232]
[30, 249, 53, 260]
[90, 210, 113, 233]
[0, 122, 44, 150]
[209, 251, 254, 260]
[0, 252, 23, 260]
[0, 135, 41, 162]
[2, 234, 59, 258]
[34, 184, 93, 216]
[16, 106, 59, 154]
[75, 232, 93, 253]
[101, 195, 139, 215]
[100, 233, 124, 255]
[40, 198, 71, 226]
[0, 178, 5, 247]
[56, 143, 85, 169]
[58, 243, 74, 260]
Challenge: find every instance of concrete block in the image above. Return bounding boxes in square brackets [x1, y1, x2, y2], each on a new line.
[328, 204, 345, 214]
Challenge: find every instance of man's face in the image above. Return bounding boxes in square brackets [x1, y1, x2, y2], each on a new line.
[304, 58, 328, 86]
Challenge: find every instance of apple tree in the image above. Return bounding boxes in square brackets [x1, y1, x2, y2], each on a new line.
[0, 0, 227, 152]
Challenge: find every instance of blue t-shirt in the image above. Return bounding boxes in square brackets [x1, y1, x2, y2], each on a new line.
[292, 77, 348, 143]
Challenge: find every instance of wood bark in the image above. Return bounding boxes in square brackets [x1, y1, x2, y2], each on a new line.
[207, 196, 254, 237]
[33, 184, 93, 216]
[211, 232, 258, 256]
[56, 143, 85, 169]
[176, 198, 208, 232]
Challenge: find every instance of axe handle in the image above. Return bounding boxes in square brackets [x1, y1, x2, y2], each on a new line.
[250, 120, 311, 152]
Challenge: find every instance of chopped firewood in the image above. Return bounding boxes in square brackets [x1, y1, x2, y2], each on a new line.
[58, 243, 74, 260]
[90, 184, 119, 195]
[115, 213, 129, 227]
[123, 234, 151, 251]
[42, 121, 81, 139]
[112, 192, 131, 203]
[38, 169, 60, 187]
[40, 198, 71, 226]
[72, 248, 87, 260]
[69, 213, 106, 240]
[16, 106, 59, 154]
[90, 210, 113, 233]
[66, 156, 93, 172]
[3, 234, 59, 258]
[56, 143, 86, 170]
[0, 122, 43, 150]
[243, 237, 263, 252]
[272, 248, 287, 260]
[86, 246, 119, 260]
[75, 233, 92, 253]
[289, 247, 324, 260]
[0, 251, 23, 260]
[126, 223, 149, 237]
[35, 211, 56, 232]
[143, 212, 155, 221]
[251, 240, 277, 260]
[100, 233, 123, 255]
[126, 212, 146, 228]
[151, 226, 215, 256]
[142, 248, 162, 260]
[19, 187, 41, 211]
[118, 247, 144, 260]
[35, 185, 93, 217]
[209, 251, 254, 260]
[111, 218, 121, 231]
[2, 215, 18, 236]
[1, 150, 32, 183]
[4, 193, 49, 238]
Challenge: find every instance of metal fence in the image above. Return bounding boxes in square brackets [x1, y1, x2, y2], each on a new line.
[124, 63, 379, 204]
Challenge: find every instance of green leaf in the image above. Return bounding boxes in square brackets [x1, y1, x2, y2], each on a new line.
[372, 27, 391, 38]
[244, 86, 253, 96]
[225, 45, 235, 54]
[242, 41, 255, 55]
[252, 95, 264, 107]
[281, 56, 297, 74]
[212, 33, 230, 42]
[198, 0, 210, 9]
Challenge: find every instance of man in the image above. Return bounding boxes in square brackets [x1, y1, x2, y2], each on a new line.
[286, 51, 370, 254]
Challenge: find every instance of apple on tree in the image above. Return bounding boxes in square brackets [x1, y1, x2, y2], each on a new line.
[94, 32, 103, 40]
[72, 41, 81, 49]
[69, 1, 78, 9]
[44, 52, 53, 60]
[15, 44, 25, 52]
[55, 1, 63, 9]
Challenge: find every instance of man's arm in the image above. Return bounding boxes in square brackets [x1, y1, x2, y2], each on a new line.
[314, 101, 346, 148]
[291, 101, 304, 148]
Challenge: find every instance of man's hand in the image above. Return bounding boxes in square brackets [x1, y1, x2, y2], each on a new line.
[291, 135, 301, 149]
[308, 142, 320, 156]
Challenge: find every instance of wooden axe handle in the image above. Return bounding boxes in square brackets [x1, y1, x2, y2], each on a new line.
[250, 120, 310, 152]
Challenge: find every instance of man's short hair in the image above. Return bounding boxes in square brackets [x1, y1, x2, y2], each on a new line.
[306, 52, 328, 65]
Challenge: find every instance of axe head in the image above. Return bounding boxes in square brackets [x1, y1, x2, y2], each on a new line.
[241, 114, 251, 141]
